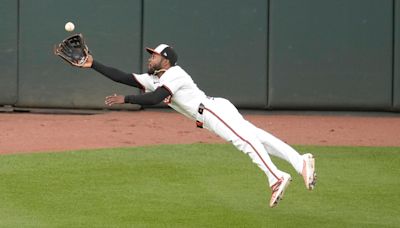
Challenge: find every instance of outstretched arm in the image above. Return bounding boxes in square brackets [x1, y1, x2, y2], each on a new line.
[82, 55, 143, 88]
[105, 86, 171, 106]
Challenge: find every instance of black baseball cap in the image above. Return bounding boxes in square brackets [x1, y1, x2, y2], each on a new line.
[146, 44, 178, 66]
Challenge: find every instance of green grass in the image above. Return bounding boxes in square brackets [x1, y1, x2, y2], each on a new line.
[0, 144, 399, 227]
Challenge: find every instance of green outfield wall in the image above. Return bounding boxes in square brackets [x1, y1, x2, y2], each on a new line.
[393, 0, 400, 110]
[0, 0, 398, 111]
[0, 0, 18, 105]
[15, 0, 142, 109]
[268, 0, 393, 110]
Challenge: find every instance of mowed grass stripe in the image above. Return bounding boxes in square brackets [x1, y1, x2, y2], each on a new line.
[0, 144, 399, 227]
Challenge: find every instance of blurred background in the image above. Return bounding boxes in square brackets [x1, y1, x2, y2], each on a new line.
[0, 0, 399, 111]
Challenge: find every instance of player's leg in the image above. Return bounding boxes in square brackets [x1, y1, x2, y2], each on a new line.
[201, 98, 291, 206]
[245, 120, 317, 190]
[244, 120, 303, 172]
[228, 136, 292, 207]
[202, 99, 282, 183]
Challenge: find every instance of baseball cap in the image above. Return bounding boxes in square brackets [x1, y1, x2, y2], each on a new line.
[146, 44, 178, 66]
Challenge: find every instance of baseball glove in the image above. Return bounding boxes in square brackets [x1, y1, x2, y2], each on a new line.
[54, 33, 89, 67]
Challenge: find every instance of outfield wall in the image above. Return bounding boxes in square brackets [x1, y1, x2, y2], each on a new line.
[0, 0, 18, 105]
[0, 0, 399, 111]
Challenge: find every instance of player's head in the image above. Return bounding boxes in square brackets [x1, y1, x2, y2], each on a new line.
[146, 44, 178, 74]
[146, 44, 178, 66]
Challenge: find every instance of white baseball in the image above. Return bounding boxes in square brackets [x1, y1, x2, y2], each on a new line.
[65, 22, 75, 32]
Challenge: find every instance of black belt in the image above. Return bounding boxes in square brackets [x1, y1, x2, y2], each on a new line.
[196, 103, 205, 128]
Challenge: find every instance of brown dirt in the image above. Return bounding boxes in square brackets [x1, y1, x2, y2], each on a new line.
[1, 110, 400, 154]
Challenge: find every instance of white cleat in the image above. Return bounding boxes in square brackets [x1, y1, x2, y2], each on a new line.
[269, 173, 292, 208]
[302, 153, 317, 190]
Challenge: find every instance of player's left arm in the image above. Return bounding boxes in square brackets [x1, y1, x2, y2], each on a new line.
[105, 86, 171, 106]
[91, 60, 142, 88]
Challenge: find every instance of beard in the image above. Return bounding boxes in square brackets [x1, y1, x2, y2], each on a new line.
[147, 62, 162, 75]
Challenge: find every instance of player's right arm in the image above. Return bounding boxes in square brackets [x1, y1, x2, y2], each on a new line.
[82, 55, 143, 88]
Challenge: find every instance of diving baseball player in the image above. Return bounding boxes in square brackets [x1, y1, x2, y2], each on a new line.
[68, 44, 317, 208]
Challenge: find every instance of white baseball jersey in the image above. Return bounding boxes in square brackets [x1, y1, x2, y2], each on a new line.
[133, 66, 304, 187]
[133, 66, 207, 120]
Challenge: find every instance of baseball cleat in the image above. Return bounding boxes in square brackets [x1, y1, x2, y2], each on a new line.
[269, 173, 292, 208]
[302, 153, 317, 190]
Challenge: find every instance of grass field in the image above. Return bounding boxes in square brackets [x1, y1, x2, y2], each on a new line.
[0, 144, 399, 227]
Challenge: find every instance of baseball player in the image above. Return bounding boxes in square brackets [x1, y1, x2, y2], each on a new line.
[79, 44, 316, 208]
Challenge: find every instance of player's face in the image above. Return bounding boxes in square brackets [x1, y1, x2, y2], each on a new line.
[147, 53, 163, 74]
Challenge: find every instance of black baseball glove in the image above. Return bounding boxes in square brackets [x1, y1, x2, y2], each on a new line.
[54, 33, 89, 67]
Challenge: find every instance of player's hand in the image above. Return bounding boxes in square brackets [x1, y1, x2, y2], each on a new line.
[105, 94, 125, 106]
[81, 54, 94, 68]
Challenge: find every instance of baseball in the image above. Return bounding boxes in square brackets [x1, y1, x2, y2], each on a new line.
[64, 22, 75, 32]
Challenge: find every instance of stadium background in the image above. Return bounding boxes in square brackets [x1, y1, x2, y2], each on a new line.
[1, 2, 400, 226]
[0, 0, 399, 111]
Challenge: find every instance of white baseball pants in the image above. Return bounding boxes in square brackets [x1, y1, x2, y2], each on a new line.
[198, 97, 303, 186]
